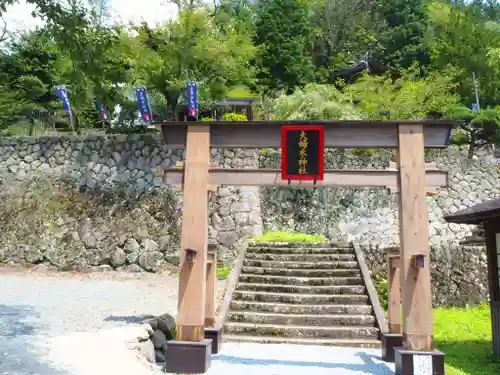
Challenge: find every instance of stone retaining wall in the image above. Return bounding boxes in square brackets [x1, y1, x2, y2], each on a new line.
[0, 135, 263, 271]
[1, 135, 499, 304]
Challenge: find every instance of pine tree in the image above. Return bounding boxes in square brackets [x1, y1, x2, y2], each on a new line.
[254, 0, 314, 94]
[377, 0, 431, 72]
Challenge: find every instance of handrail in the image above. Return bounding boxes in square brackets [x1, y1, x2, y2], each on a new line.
[215, 243, 247, 330]
[352, 241, 388, 334]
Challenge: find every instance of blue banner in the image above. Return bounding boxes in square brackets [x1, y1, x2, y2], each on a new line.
[186, 81, 198, 118]
[135, 87, 153, 125]
[97, 104, 108, 121]
[56, 86, 73, 120]
[472, 103, 479, 111]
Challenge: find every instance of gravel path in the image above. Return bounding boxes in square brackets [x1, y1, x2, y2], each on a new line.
[0, 266, 226, 375]
[1, 266, 395, 375]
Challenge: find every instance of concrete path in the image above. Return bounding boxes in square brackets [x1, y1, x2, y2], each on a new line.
[203, 343, 395, 375]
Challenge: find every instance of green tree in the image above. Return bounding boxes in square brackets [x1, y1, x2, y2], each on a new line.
[213, 0, 255, 35]
[445, 105, 500, 158]
[43, 0, 130, 131]
[126, 10, 255, 120]
[308, 0, 384, 81]
[376, 0, 431, 73]
[253, 0, 314, 94]
[427, 1, 500, 106]
[0, 81, 23, 134]
[346, 66, 459, 120]
[0, 28, 63, 134]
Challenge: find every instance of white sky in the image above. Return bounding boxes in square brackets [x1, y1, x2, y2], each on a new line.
[3, 0, 179, 33]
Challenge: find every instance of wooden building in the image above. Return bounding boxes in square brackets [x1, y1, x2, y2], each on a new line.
[444, 199, 500, 357]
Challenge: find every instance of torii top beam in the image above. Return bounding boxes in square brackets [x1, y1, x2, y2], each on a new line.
[160, 120, 457, 149]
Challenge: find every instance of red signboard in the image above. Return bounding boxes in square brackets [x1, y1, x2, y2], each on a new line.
[281, 125, 325, 181]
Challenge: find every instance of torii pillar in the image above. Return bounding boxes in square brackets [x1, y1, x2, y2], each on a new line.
[393, 124, 445, 375]
[381, 160, 443, 365]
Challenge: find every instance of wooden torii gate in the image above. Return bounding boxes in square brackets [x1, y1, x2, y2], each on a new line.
[160, 120, 455, 375]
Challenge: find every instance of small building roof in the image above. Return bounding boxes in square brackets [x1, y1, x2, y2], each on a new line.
[177, 97, 259, 107]
[444, 197, 500, 225]
[214, 98, 259, 106]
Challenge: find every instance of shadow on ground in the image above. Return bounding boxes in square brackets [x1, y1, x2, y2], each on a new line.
[0, 303, 70, 375]
[212, 350, 393, 375]
[103, 314, 156, 323]
[0, 303, 39, 337]
[435, 339, 500, 375]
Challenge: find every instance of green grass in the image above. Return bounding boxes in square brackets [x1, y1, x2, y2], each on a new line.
[378, 283, 498, 374]
[434, 303, 500, 375]
[251, 231, 328, 243]
[216, 265, 231, 279]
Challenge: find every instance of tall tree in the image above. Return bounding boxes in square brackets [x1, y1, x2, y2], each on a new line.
[0, 28, 62, 134]
[253, 0, 314, 94]
[376, 0, 431, 73]
[43, 0, 129, 130]
[126, 10, 255, 119]
[427, 1, 500, 106]
[309, 0, 384, 82]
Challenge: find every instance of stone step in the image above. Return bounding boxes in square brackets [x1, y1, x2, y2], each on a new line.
[247, 246, 353, 255]
[243, 259, 359, 269]
[232, 290, 369, 305]
[245, 252, 356, 262]
[238, 274, 364, 286]
[236, 283, 366, 295]
[223, 335, 381, 348]
[223, 322, 379, 339]
[241, 266, 361, 277]
[228, 311, 376, 326]
[230, 301, 373, 315]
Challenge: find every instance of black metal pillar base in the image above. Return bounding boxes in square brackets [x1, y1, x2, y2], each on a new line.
[381, 332, 403, 363]
[204, 327, 222, 354]
[394, 347, 445, 375]
[165, 339, 212, 374]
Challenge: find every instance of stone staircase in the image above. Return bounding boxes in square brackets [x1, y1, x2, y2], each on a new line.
[223, 242, 381, 348]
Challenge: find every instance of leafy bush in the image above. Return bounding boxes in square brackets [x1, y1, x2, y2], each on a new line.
[252, 231, 328, 243]
[222, 112, 247, 121]
[216, 265, 231, 279]
[376, 277, 389, 311]
[201, 117, 216, 122]
[272, 83, 360, 120]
